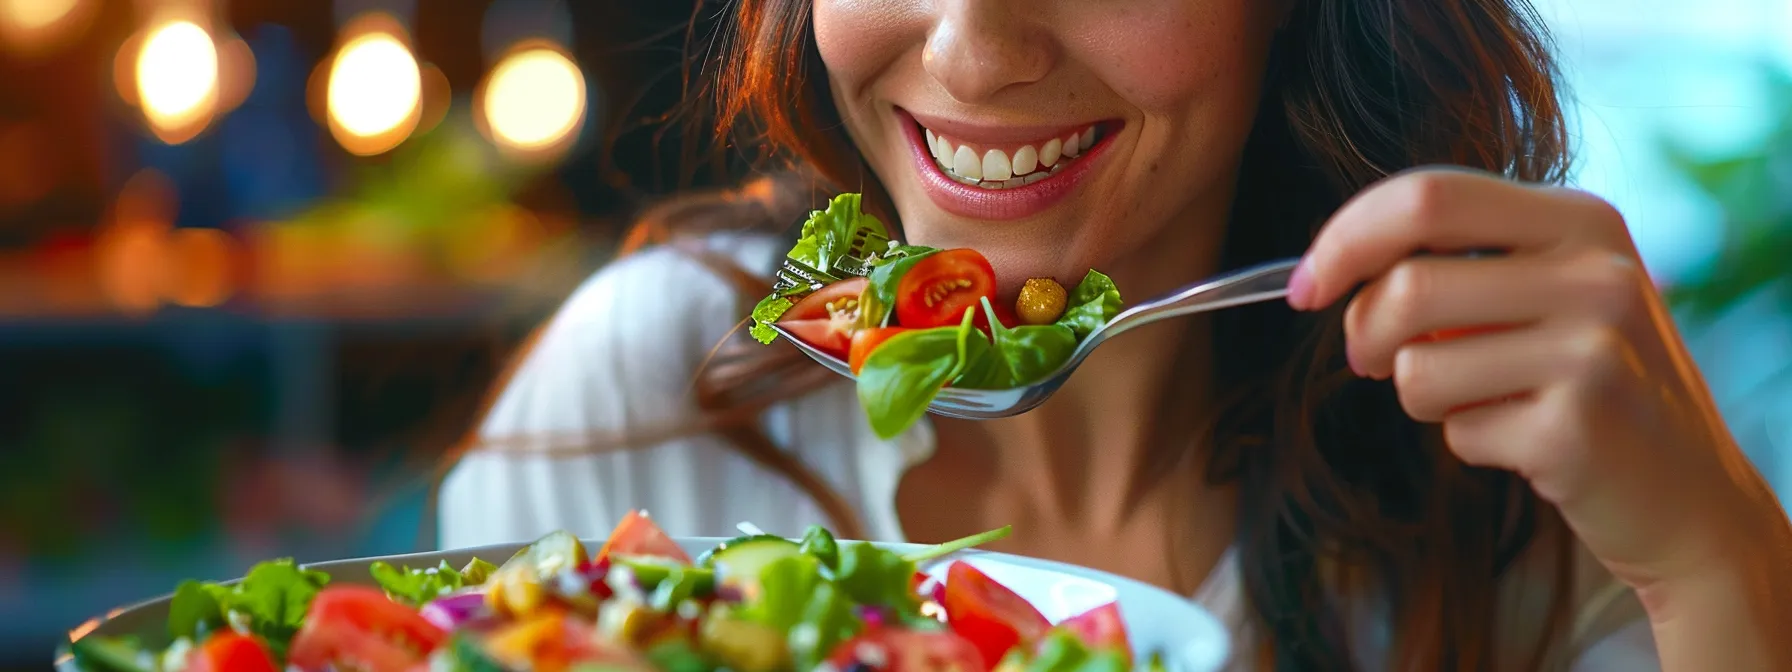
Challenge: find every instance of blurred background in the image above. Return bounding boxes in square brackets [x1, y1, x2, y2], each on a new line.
[0, 0, 1788, 668]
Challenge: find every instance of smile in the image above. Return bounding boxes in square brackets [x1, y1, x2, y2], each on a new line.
[899, 109, 1119, 221]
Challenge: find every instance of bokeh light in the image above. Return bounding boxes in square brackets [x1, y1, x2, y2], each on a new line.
[479, 43, 585, 159]
[134, 19, 219, 144]
[324, 16, 421, 156]
[0, 0, 93, 58]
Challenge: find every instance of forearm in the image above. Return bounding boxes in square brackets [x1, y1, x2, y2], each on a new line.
[1642, 505, 1792, 671]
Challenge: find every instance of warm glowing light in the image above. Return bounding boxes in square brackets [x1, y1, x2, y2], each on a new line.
[135, 20, 219, 143]
[1, 0, 78, 32]
[326, 29, 421, 155]
[481, 46, 586, 154]
[164, 228, 236, 307]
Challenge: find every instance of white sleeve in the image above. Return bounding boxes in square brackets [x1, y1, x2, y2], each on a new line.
[437, 245, 761, 549]
[1570, 618, 1659, 671]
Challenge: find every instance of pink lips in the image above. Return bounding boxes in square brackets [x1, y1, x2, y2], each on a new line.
[899, 111, 1116, 221]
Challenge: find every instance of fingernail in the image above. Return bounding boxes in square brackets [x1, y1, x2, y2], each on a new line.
[1286, 257, 1315, 310]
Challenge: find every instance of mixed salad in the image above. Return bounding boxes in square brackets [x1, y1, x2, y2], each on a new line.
[748, 194, 1125, 438]
[68, 511, 1159, 672]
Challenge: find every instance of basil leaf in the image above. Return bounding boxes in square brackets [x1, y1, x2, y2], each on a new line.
[866, 245, 939, 318]
[1029, 630, 1094, 672]
[747, 554, 823, 632]
[797, 525, 840, 570]
[980, 297, 1077, 386]
[1055, 270, 1124, 340]
[950, 317, 1010, 389]
[790, 582, 862, 671]
[829, 542, 919, 613]
[856, 326, 963, 439]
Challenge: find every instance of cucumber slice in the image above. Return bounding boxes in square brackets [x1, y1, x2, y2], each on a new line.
[706, 537, 802, 593]
[696, 534, 790, 567]
[611, 554, 716, 594]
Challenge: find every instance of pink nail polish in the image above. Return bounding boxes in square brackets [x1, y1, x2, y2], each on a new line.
[1286, 257, 1315, 310]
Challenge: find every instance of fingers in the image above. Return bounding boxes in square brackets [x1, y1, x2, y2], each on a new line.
[1344, 248, 1649, 378]
[1291, 169, 1628, 311]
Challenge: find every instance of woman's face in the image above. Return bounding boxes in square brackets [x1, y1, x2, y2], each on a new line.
[814, 0, 1285, 291]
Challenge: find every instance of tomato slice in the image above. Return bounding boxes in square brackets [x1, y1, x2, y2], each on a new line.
[849, 327, 912, 375]
[827, 628, 987, 672]
[188, 632, 277, 672]
[596, 510, 692, 565]
[783, 277, 869, 321]
[895, 249, 998, 329]
[941, 561, 1051, 669]
[1058, 603, 1131, 663]
[779, 318, 854, 359]
[288, 585, 447, 672]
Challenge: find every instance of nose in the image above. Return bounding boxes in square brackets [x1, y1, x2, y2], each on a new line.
[923, 1, 1054, 104]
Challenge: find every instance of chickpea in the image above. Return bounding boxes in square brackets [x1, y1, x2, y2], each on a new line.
[1015, 277, 1068, 325]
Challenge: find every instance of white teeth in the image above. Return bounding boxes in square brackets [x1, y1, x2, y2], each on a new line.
[925, 126, 1098, 183]
[1012, 145, 1038, 175]
[1040, 138, 1062, 167]
[952, 145, 982, 180]
[982, 149, 1012, 181]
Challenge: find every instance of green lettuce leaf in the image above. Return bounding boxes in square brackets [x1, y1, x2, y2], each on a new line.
[1055, 270, 1124, 339]
[165, 559, 328, 661]
[790, 193, 886, 273]
[370, 560, 467, 607]
[749, 295, 796, 344]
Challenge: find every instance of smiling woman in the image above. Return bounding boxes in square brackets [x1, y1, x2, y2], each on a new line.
[440, 0, 1792, 670]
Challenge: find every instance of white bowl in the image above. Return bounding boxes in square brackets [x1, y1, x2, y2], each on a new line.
[57, 537, 1230, 672]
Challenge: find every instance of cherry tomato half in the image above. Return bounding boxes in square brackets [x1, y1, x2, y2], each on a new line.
[941, 561, 1051, 669]
[596, 510, 692, 565]
[895, 250, 998, 329]
[780, 278, 871, 360]
[849, 327, 913, 375]
[783, 277, 869, 322]
[827, 628, 987, 672]
[1058, 603, 1131, 664]
[188, 632, 277, 672]
[288, 586, 447, 672]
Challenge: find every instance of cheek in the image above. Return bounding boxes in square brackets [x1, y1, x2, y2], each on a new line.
[813, 0, 918, 94]
[1079, 1, 1271, 114]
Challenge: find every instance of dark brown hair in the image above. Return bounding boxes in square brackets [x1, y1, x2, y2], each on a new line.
[456, 0, 1579, 668]
[695, 0, 1577, 669]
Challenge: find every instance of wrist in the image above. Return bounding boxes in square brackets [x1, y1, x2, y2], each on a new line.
[1635, 509, 1792, 670]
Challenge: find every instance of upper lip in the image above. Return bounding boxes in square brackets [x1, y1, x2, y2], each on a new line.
[902, 109, 1107, 146]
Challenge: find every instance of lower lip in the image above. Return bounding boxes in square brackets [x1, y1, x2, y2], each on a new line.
[899, 111, 1115, 222]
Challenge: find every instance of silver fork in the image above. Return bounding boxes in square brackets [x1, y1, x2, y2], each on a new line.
[770, 257, 1300, 419]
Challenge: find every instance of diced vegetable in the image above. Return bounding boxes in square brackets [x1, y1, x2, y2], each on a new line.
[186, 632, 277, 672]
[941, 562, 1052, 669]
[700, 613, 791, 672]
[1057, 603, 1131, 664]
[597, 511, 692, 565]
[287, 585, 447, 672]
[420, 592, 492, 630]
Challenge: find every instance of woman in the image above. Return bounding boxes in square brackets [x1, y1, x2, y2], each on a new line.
[439, 0, 1792, 669]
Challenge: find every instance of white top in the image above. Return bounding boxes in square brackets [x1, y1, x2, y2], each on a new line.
[439, 234, 1660, 671]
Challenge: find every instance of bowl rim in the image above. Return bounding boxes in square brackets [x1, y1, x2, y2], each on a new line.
[56, 536, 1230, 671]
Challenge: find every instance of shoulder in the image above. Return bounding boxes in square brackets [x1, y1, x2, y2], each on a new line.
[478, 232, 786, 436]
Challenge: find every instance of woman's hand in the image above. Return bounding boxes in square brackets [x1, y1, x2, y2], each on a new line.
[1289, 168, 1792, 668]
